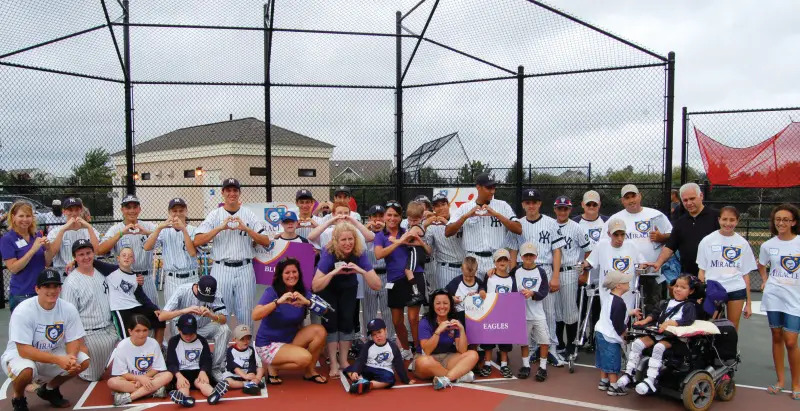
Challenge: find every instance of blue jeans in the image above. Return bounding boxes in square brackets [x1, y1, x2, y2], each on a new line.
[9, 294, 36, 313]
[767, 311, 800, 334]
[594, 332, 622, 374]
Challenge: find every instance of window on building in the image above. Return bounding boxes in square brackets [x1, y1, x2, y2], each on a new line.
[298, 168, 316, 177]
[250, 167, 268, 176]
[140, 172, 151, 181]
[183, 169, 195, 178]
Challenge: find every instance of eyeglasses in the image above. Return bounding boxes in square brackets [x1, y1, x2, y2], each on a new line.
[774, 218, 795, 223]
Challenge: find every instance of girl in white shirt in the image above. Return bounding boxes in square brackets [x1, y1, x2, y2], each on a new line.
[696, 206, 757, 330]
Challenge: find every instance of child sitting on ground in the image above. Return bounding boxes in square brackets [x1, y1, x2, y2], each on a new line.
[224, 325, 265, 396]
[346, 318, 415, 394]
[478, 249, 515, 378]
[166, 314, 229, 407]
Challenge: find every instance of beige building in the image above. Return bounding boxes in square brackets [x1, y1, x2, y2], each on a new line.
[112, 118, 334, 220]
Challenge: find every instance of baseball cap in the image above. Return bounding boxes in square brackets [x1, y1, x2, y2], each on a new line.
[52, 199, 61, 206]
[195, 276, 217, 303]
[121, 194, 140, 205]
[413, 195, 431, 205]
[233, 324, 252, 341]
[37, 268, 63, 287]
[295, 189, 314, 201]
[281, 211, 298, 222]
[519, 242, 538, 256]
[62, 197, 83, 209]
[607, 218, 626, 234]
[71, 239, 93, 256]
[493, 248, 511, 261]
[603, 270, 633, 290]
[177, 314, 198, 335]
[582, 190, 600, 204]
[168, 197, 187, 209]
[432, 192, 449, 204]
[554, 196, 572, 208]
[475, 173, 497, 187]
[620, 184, 639, 197]
[366, 318, 387, 334]
[334, 186, 351, 196]
[222, 178, 241, 189]
[521, 188, 542, 202]
[368, 205, 385, 216]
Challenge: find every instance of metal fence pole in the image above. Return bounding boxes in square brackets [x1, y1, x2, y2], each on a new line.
[516, 66, 524, 209]
[680, 106, 688, 185]
[395, 11, 404, 204]
[663, 51, 676, 213]
[123, 0, 135, 195]
[264, 2, 275, 201]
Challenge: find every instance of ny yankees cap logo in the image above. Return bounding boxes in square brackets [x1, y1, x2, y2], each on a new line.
[204, 286, 212, 294]
[228, 179, 234, 184]
[528, 190, 534, 196]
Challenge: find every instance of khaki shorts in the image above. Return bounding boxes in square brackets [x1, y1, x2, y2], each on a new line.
[526, 319, 550, 346]
[409, 352, 456, 371]
[2, 351, 89, 384]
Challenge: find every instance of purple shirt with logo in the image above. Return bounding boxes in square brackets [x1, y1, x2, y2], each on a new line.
[417, 316, 459, 355]
[1, 231, 45, 296]
[255, 286, 311, 346]
[374, 228, 411, 282]
[317, 248, 372, 288]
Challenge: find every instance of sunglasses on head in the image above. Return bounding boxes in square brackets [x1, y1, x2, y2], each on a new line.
[385, 201, 401, 209]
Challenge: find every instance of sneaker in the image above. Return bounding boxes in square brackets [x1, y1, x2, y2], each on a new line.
[11, 397, 29, 411]
[152, 386, 167, 398]
[616, 373, 633, 388]
[407, 293, 426, 307]
[456, 371, 475, 383]
[547, 352, 566, 368]
[478, 364, 492, 377]
[517, 366, 531, 379]
[635, 380, 657, 396]
[113, 392, 132, 406]
[170, 390, 196, 408]
[535, 367, 548, 382]
[433, 376, 453, 390]
[401, 349, 414, 361]
[500, 365, 513, 378]
[607, 385, 629, 396]
[35, 386, 70, 408]
[597, 379, 610, 391]
[556, 345, 566, 354]
[242, 382, 261, 396]
[207, 380, 229, 405]
[349, 378, 371, 394]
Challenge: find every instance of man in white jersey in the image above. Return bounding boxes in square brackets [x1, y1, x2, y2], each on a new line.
[144, 197, 199, 303]
[424, 192, 466, 290]
[603, 185, 672, 315]
[446, 173, 521, 277]
[99, 194, 159, 304]
[2, 269, 90, 410]
[61, 239, 119, 382]
[47, 197, 100, 279]
[159, 275, 230, 381]
[194, 178, 271, 329]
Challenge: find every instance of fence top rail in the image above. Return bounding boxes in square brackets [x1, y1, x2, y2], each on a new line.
[687, 106, 800, 115]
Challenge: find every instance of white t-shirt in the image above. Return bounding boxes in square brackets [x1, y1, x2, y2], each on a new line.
[603, 207, 672, 270]
[111, 337, 167, 376]
[575, 215, 607, 285]
[758, 236, 800, 314]
[3, 297, 85, 358]
[106, 269, 145, 311]
[485, 273, 515, 294]
[696, 231, 757, 292]
[585, 240, 645, 310]
[513, 266, 548, 320]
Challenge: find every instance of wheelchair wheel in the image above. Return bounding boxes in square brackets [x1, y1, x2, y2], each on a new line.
[715, 377, 735, 401]
[682, 372, 714, 411]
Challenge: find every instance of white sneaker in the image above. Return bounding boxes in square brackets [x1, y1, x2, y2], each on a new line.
[456, 371, 475, 383]
[401, 349, 414, 361]
[113, 392, 132, 406]
[433, 376, 453, 390]
[152, 386, 167, 398]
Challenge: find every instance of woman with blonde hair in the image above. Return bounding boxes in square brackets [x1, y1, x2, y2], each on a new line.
[312, 221, 381, 377]
[1, 201, 53, 311]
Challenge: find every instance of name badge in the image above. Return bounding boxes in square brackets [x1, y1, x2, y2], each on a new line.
[15, 239, 28, 248]
[711, 245, 722, 252]
[385, 282, 394, 290]
[769, 248, 779, 256]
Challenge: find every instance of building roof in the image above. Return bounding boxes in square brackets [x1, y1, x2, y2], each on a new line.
[330, 160, 393, 182]
[112, 117, 334, 156]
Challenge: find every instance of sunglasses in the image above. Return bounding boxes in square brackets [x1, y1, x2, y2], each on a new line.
[385, 201, 402, 209]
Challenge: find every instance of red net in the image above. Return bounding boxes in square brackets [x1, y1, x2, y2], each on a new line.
[695, 122, 800, 188]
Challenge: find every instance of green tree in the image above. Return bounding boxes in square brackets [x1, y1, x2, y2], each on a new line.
[416, 167, 447, 184]
[66, 149, 114, 216]
[457, 161, 490, 184]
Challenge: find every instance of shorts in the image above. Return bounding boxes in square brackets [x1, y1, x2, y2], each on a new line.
[387, 271, 426, 309]
[526, 319, 550, 346]
[479, 344, 512, 352]
[172, 369, 216, 390]
[726, 289, 747, 301]
[409, 352, 455, 372]
[360, 366, 396, 387]
[767, 311, 800, 334]
[594, 332, 622, 374]
[454, 310, 466, 326]
[113, 305, 166, 339]
[2, 351, 90, 384]
[255, 343, 286, 365]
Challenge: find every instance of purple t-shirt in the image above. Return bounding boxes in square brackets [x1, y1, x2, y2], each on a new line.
[374, 228, 410, 282]
[255, 286, 311, 346]
[416, 316, 459, 355]
[1, 231, 45, 296]
[317, 248, 373, 289]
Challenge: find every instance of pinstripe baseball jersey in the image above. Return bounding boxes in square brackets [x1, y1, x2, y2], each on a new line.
[366, 238, 387, 270]
[60, 268, 112, 330]
[155, 225, 199, 272]
[47, 225, 101, 270]
[295, 216, 323, 249]
[449, 199, 517, 253]
[103, 221, 157, 272]
[196, 207, 267, 261]
[505, 215, 565, 264]
[162, 283, 227, 330]
[321, 211, 362, 224]
[39, 212, 66, 229]
[424, 224, 465, 264]
[556, 219, 592, 265]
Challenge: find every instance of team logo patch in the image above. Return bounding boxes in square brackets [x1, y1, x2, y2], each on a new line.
[521, 277, 538, 290]
[264, 206, 288, 228]
[135, 355, 154, 372]
[119, 280, 134, 293]
[185, 349, 201, 362]
[471, 295, 484, 308]
[635, 220, 651, 234]
[374, 352, 390, 363]
[45, 324, 64, 343]
[495, 285, 510, 293]
[612, 257, 630, 272]
[721, 246, 742, 263]
[588, 228, 601, 241]
[780, 256, 800, 273]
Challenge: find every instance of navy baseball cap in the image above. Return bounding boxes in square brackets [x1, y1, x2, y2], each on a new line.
[177, 314, 198, 335]
[432, 193, 449, 204]
[475, 173, 497, 187]
[334, 186, 351, 196]
[367, 318, 387, 333]
[222, 178, 240, 189]
[554, 196, 573, 208]
[195, 276, 217, 303]
[37, 268, 62, 287]
[281, 211, 298, 222]
[368, 205, 385, 216]
[521, 188, 542, 202]
[121, 194, 140, 205]
[295, 189, 314, 201]
[168, 197, 187, 209]
[413, 195, 431, 205]
[62, 197, 83, 209]
[71, 239, 93, 256]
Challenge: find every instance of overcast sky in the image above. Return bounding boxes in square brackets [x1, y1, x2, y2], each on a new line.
[1, 0, 798, 179]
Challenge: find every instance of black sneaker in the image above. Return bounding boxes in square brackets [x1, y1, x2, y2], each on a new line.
[407, 292, 426, 307]
[607, 384, 629, 396]
[517, 366, 531, 379]
[35, 386, 70, 408]
[242, 382, 260, 396]
[535, 367, 548, 382]
[547, 352, 566, 368]
[11, 397, 28, 411]
[500, 365, 513, 378]
[597, 379, 610, 391]
[207, 380, 229, 405]
[478, 364, 492, 377]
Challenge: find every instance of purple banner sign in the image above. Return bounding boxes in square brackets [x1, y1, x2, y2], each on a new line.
[464, 292, 527, 345]
[253, 242, 316, 289]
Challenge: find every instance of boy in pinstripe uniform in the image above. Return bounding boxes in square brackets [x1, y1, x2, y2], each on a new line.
[61, 239, 120, 382]
[144, 198, 198, 304]
[47, 197, 101, 279]
[424, 193, 465, 291]
[294, 189, 322, 250]
[362, 205, 395, 340]
[99, 195, 159, 305]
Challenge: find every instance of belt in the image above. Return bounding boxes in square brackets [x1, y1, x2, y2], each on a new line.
[168, 271, 197, 279]
[439, 262, 461, 268]
[133, 270, 149, 276]
[468, 251, 492, 258]
[375, 268, 387, 275]
[214, 259, 252, 268]
[86, 326, 108, 332]
[560, 265, 579, 271]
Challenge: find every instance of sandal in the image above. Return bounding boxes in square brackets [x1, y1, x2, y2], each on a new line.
[266, 375, 283, 385]
[791, 391, 800, 400]
[303, 374, 328, 384]
[767, 384, 783, 395]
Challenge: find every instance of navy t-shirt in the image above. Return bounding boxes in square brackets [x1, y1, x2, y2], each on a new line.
[255, 286, 311, 346]
[317, 248, 372, 289]
[0, 231, 46, 295]
[416, 316, 459, 355]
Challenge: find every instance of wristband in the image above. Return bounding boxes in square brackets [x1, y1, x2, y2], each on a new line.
[273, 298, 279, 306]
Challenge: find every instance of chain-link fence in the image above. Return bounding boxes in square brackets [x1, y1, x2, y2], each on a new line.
[1, 0, 674, 303]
